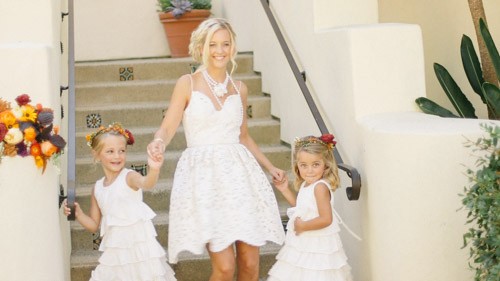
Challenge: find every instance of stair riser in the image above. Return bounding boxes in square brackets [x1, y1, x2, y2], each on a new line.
[76, 55, 254, 83]
[76, 150, 291, 185]
[75, 122, 280, 157]
[70, 252, 277, 281]
[75, 76, 263, 107]
[75, 97, 271, 130]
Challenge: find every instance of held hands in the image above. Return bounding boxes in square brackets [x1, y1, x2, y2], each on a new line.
[147, 138, 165, 162]
[273, 175, 289, 193]
[269, 166, 285, 184]
[147, 149, 164, 170]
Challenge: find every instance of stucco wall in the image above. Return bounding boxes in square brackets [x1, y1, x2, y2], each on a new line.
[379, 0, 500, 119]
[0, 0, 68, 280]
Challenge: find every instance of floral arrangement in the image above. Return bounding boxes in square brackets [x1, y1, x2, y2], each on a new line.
[85, 122, 134, 149]
[0, 94, 66, 172]
[294, 133, 337, 151]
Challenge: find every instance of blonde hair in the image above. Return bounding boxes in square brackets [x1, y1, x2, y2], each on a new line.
[188, 18, 238, 74]
[292, 136, 340, 191]
[90, 130, 128, 154]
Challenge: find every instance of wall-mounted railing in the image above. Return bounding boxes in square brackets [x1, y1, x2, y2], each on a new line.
[260, 0, 361, 200]
[64, 0, 76, 220]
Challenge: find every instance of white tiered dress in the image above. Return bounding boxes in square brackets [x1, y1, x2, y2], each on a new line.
[267, 180, 353, 281]
[167, 85, 285, 263]
[92, 168, 176, 281]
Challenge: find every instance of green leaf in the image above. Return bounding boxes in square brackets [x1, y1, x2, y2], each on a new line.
[461, 35, 486, 103]
[434, 63, 477, 118]
[482, 83, 500, 118]
[415, 97, 459, 117]
[480, 18, 500, 82]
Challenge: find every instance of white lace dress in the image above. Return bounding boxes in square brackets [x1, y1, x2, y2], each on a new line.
[92, 168, 176, 281]
[267, 180, 353, 281]
[167, 86, 285, 263]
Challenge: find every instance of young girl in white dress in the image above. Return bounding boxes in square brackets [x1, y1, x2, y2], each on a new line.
[268, 134, 353, 281]
[63, 122, 176, 281]
[147, 18, 285, 281]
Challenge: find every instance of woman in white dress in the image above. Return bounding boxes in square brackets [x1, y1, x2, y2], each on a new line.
[147, 18, 286, 281]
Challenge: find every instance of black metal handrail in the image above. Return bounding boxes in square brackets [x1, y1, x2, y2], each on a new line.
[66, 0, 76, 220]
[260, 0, 361, 200]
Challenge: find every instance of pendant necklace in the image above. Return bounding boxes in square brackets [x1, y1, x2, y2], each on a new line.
[202, 69, 230, 107]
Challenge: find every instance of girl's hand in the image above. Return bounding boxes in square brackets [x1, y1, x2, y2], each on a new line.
[294, 217, 305, 235]
[147, 152, 164, 170]
[62, 199, 82, 218]
[273, 176, 289, 193]
[269, 166, 285, 183]
[147, 139, 165, 162]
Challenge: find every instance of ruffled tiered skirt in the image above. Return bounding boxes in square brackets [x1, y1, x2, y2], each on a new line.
[90, 219, 176, 280]
[267, 212, 352, 281]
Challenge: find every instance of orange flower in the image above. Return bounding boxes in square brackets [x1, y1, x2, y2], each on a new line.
[30, 142, 42, 157]
[23, 126, 37, 142]
[41, 141, 58, 157]
[0, 111, 17, 129]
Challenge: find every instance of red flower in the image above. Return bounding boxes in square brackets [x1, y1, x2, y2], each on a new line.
[125, 129, 135, 145]
[319, 134, 336, 146]
[15, 94, 31, 106]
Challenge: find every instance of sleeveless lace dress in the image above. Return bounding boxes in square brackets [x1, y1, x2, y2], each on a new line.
[92, 168, 176, 281]
[267, 180, 353, 281]
[167, 79, 285, 263]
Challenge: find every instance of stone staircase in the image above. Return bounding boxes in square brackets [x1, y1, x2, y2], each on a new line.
[69, 53, 291, 281]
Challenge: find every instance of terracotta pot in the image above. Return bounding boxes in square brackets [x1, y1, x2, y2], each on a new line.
[159, 10, 211, 58]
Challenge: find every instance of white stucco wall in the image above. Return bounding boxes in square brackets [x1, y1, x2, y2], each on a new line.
[74, 0, 225, 61]
[379, 0, 500, 119]
[0, 0, 67, 280]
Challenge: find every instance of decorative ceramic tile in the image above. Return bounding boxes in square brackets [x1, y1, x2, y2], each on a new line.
[92, 231, 101, 250]
[246, 104, 253, 118]
[86, 113, 102, 128]
[131, 163, 148, 176]
[189, 63, 200, 74]
[119, 67, 134, 81]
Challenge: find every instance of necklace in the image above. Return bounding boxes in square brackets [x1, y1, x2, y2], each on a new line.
[202, 69, 229, 98]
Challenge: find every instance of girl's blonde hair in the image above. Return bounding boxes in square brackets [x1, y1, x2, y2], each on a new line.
[86, 122, 134, 153]
[292, 135, 340, 191]
[188, 18, 238, 74]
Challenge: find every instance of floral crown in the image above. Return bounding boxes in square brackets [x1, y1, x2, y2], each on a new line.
[86, 122, 134, 148]
[294, 134, 337, 151]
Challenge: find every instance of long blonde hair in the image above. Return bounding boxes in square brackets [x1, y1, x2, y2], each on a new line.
[292, 136, 340, 191]
[188, 18, 238, 74]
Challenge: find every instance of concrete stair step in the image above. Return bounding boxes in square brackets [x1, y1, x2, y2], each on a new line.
[75, 145, 291, 185]
[76, 54, 255, 83]
[75, 74, 263, 107]
[70, 243, 282, 281]
[75, 96, 272, 130]
[75, 118, 280, 156]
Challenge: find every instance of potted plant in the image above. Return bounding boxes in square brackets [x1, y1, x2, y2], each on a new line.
[158, 0, 212, 58]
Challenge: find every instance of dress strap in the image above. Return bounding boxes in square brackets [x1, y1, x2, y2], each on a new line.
[333, 208, 362, 241]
